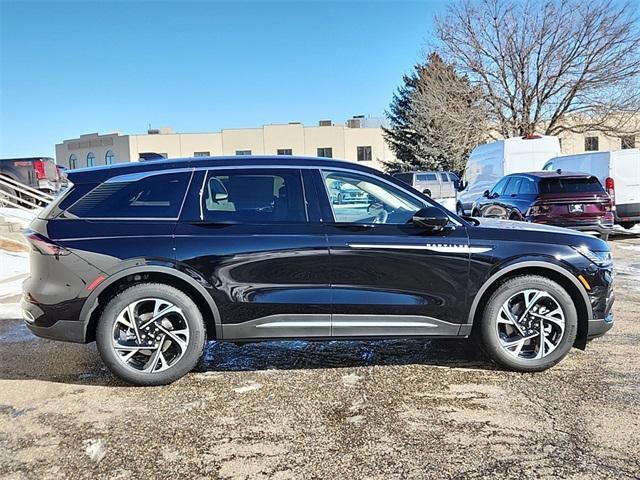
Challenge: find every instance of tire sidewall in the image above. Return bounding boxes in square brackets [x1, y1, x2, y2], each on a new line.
[480, 276, 578, 371]
[96, 283, 206, 386]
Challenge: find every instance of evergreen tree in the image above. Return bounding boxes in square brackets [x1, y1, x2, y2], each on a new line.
[383, 53, 487, 174]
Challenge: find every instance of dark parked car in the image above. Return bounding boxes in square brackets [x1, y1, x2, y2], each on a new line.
[471, 172, 614, 240]
[22, 157, 614, 385]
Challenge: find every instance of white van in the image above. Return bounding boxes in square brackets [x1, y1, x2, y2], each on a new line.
[457, 135, 561, 215]
[543, 149, 640, 228]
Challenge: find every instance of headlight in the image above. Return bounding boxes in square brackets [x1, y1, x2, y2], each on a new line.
[572, 246, 612, 267]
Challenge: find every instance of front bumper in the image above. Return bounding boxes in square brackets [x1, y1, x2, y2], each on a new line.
[588, 313, 615, 339]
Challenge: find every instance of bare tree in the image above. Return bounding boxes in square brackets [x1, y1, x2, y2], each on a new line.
[384, 53, 488, 173]
[435, 0, 640, 138]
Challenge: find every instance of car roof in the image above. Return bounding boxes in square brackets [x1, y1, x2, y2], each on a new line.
[508, 171, 597, 180]
[67, 155, 383, 184]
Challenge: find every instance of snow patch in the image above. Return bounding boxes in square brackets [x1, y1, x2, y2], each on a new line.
[233, 381, 263, 393]
[84, 438, 107, 463]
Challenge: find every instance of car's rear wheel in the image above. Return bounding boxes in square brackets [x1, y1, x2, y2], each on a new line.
[96, 283, 206, 386]
[479, 275, 577, 371]
[620, 221, 636, 230]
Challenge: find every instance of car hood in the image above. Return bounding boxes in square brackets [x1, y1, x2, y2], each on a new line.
[471, 217, 608, 250]
[474, 217, 583, 235]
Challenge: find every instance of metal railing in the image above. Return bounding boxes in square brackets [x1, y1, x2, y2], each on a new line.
[0, 176, 54, 211]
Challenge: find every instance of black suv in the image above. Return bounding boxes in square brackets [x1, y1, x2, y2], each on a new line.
[22, 157, 615, 385]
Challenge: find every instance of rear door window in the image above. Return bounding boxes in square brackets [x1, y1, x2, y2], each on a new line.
[201, 169, 307, 223]
[539, 177, 604, 194]
[66, 171, 192, 219]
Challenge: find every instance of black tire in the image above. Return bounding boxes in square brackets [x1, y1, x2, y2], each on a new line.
[471, 208, 481, 217]
[456, 203, 464, 216]
[620, 221, 636, 230]
[96, 283, 206, 386]
[479, 275, 578, 372]
[509, 211, 521, 221]
[422, 189, 432, 197]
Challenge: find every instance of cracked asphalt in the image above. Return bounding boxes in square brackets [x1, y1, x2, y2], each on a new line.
[1, 238, 639, 479]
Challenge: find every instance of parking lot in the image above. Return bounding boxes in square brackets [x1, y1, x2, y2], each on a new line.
[0, 237, 638, 479]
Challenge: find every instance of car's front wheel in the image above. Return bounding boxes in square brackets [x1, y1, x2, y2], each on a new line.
[479, 275, 578, 372]
[96, 283, 206, 386]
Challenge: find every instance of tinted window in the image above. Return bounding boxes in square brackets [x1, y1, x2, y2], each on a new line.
[202, 169, 306, 223]
[392, 173, 413, 185]
[490, 177, 509, 196]
[440, 173, 449, 181]
[539, 177, 604, 194]
[323, 170, 424, 224]
[67, 171, 191, 218]
[416, 173, 437, 181]
[504, 177, 522, 196]
[519, 177, 538, 194]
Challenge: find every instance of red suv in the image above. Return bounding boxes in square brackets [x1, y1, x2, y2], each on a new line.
[472, 171, 614, 239]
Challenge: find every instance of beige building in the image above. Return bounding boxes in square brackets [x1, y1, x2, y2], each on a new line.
[55, 117, 396, 171]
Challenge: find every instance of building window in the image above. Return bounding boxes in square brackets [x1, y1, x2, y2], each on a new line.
[317, 147, 333, 158]
[69, 154, 77, 169]
[105, 150, 115, 165]
[236, 150, 252, 156]
[194, 151, 210, 157]
[584, 136, 599, 151]
[277, 149, 293, 156]
[621, 136, 636, 149]
[86, 152, 96, 167]
[357, 146, 372, 161]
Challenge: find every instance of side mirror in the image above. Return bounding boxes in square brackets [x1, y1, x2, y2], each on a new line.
[483, 190, 491, 198]
[412, 207, 450, 231]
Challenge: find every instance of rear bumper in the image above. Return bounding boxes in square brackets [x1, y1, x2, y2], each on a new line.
[588, 313, 615, 339]
[21, 295, 88, 343]
[615, 203, 640, 223]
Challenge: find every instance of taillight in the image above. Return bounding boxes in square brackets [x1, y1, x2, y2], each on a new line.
[33, 160, 47, 180]
[605, 177, 615, 205]
[527, 202, 551, 216]
[25, 230, 70, 256]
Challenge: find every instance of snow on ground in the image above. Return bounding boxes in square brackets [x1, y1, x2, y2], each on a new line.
[0, 249, 29, 301]
[0, 207, 38, 226]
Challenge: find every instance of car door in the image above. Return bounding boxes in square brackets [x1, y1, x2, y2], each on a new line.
[316, 168, 475, 337]
[174, 167, 332, 340]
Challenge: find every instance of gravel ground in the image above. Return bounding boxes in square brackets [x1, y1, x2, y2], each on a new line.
[1, 238, 639, 479]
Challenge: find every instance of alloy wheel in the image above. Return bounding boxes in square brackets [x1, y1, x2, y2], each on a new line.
[111, 298, 190, 373]
[495, 289, 565, 360]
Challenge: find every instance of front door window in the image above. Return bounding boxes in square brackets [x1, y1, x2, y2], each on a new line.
[322, 170, 424, 224]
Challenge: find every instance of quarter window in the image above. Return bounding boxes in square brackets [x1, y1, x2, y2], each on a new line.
[86, 152, 96, 167]
[357, 146, 372, 162]
[105, 150, 115, 165]
[66, 171, 192, 219]
[69, 154, 77, 169]
[201, 169, 306, 223]
[323, 170, 424, 224]
[518, 177, 537, 194]
[317, 147, 333, 158]
[503, 177, 522, 196]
